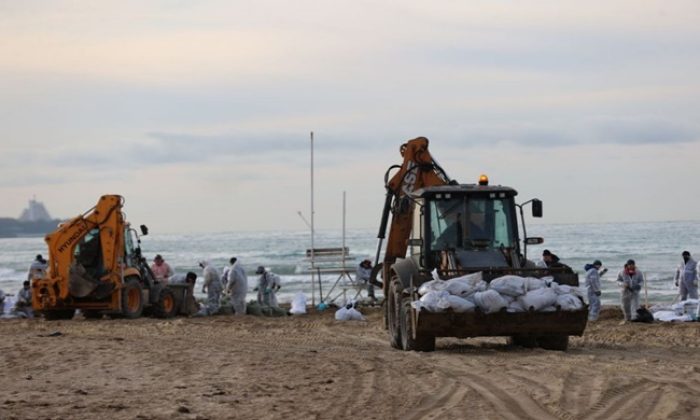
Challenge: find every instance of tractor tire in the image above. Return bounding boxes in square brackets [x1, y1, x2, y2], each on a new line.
[508, 335, 538, 348]
[121, 278, 144, 319]
[387, 280, 402, 349]
[400, 296, 435, 352]
[42, 309, 76, 320]
[537, 335, 569, 351]
[152, 288, 177, 319]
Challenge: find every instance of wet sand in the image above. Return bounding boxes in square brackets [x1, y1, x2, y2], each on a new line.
[1, 307, 699, 420]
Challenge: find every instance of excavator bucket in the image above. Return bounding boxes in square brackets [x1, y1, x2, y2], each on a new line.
[68, 263, 98, 298]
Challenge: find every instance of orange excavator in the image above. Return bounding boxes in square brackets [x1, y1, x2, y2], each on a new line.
[32, 195, 197, 320]
[371, 137, 588, 351]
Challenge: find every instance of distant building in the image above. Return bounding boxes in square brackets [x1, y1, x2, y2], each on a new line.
[0, 197, 60, 237]
[18, 198, 52, 222]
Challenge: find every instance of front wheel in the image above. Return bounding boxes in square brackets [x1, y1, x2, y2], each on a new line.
[121, 278, 144, 319]
[152, 288, 177, 318]
[399, 296, 435, 352]
[387, 280, 402, 349]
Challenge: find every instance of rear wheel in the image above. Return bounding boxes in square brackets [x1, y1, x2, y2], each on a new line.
[387, 280, 402, 349]
[42, 309, 76, 320]
[399, 296, 435, 352]
[538, 335, 569, 351]
[152, 288, 177, 318]
[121, 278, 144, 319]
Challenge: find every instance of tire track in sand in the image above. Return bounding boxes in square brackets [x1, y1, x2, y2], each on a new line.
[437, 358, 564, 420]
[588, 380, 656, 420]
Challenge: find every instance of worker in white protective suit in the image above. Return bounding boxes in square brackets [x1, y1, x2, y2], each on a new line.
[616, 259, 644, 322]
[0, 288, 6, 315]
[255, 266, 281, 308]
[13, 281, 34, 318]
[27, 254, 47, 281]
[169, 271, 197, 285]
[225, 257, 248, 316]
[674, 251, 698, 300]
[585, 260, 607, 321]
[221, 257, 236, 289]
[356, 259, 376, 300]
[199, 260, 222, 316]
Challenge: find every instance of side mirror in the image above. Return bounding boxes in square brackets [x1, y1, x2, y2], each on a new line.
[531, 199, 543, 218]
[525, 237, 544, 245]
[140, 225, 149, 236]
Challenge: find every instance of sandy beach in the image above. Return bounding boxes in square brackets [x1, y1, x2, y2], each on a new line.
[1, 307, 699, 420]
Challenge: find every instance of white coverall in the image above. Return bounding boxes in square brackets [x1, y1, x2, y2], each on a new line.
[356, 263, 375, 298]
[221, 265, 231, 288]
[225, 262, 248, 316]
[585, 267, 602, 321]
[674, 258, 698, 300]
[0, 289, 6, 314]
[27, 260, 47, 281]
[201, 262, 222, 315]
[616, 269, 644, 321]
[14, 286, 34, 318]
[257, 271, 281, 308]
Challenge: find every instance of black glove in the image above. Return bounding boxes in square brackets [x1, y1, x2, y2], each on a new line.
[595, 291, 601, 297]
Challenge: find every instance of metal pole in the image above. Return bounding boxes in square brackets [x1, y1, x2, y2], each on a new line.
[310, 131, 316, 307]
[342, 191, 346, 271]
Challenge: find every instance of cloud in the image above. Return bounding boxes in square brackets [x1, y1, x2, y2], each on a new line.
[591, 117, 698, 145]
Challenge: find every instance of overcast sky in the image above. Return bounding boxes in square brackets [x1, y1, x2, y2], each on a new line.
[1, 1, 699, 233]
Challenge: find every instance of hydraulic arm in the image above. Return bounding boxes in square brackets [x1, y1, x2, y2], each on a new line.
[374, 137, 451, 293]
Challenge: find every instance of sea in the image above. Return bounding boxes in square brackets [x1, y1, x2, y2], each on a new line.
[1, 221, 698, 312]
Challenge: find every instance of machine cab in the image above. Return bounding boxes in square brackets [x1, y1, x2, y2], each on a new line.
[410, 185, 523, 272]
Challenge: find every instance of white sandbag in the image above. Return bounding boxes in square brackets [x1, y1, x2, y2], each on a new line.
[414, 290, 450, 312]
[488, 275, 527, 297]
[506, 295, 517, 303]
[441, 295, 476, 313]
[524, 277, 546, 291]
[518, 287, 558, 311]
[418, 279, 447, 296]
[473, 290, 508, 313]
[444, 272, 484, 297]
[289, 292, 307, 315]
[540, 305, 557, 312]
[671, 299, 699, 315]
[555, 283, 584, 298]
[556, 294, 583, 311]
[507, 300, 526, 313]
[334, 306, 349, 321]
[653, 310, 692, 322]
[346, 307, 366, 321]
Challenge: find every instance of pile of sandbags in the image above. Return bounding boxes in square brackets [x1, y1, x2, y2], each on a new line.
[412, 272, 584, 314]
[651, 299, 698, 322]
[335, 302, 365, 321]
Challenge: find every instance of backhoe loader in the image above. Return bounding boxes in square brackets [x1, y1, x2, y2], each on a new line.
[32, 195, 197, 320]
[371, 138, 588, 351]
